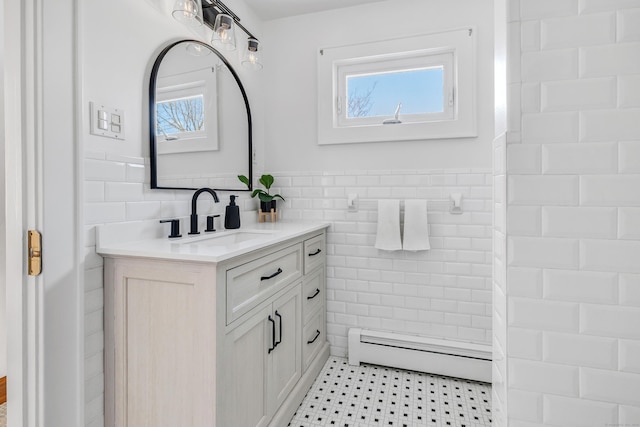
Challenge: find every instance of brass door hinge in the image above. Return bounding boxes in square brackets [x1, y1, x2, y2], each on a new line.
[28, 230, 42, 276]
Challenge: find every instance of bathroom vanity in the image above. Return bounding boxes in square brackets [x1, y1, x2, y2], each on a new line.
[98, 221, 330, 427]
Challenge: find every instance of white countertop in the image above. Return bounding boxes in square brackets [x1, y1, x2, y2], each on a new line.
[96, 220, 330, 263]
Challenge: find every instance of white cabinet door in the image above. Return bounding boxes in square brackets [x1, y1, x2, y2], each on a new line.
[226, 305, 272, 427]
[108, 261, 216, 427]
[225, 284, 302, 427]
[268, 285, 302, 412]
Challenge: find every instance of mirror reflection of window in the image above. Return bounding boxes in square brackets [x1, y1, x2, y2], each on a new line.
[156, 67, 218, 153]
[156, 93, 205, 138]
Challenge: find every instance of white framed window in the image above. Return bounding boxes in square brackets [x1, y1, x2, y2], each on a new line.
[318, 28, 476, 145]
[156, 67, 219, 154]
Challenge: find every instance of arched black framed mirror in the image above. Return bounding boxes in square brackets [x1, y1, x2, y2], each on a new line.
[149, 40, 252, 191]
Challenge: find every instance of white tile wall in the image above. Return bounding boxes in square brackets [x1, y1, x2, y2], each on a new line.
[541, 12, 616, 49]
[580, 0, 640, 14]
[521, 50, 579, 82]
[542, 269, 618, 303]
[619, 76, 640, 109]
[508, 359, 580, 396]
[579, 42, 640, 77]
[580, 368, 640, 406]
[272, 169, 494, 356]
[580, 110, 640, 141]
[619, 339, 640, 373]
[580, 304, 640, 339]
[508, 328, 542, 360]
[620, 405, 640, 424]
[619, 142, 640, 173]
[519, 0, 578, 20]
[508, 389, 543, 423]
[508, 237, 579, 269]
[541, 78, 617, 111]
[542, 142, 618, 174]
[506, 0, 640, 424]
[620, 274, 640, 306]
[542, 206, 617, 238]
[543, 394, 618, 427]
[508, 298, 579, 331]
[507, 267, 542, 298]
[506, 144, 541, 174]
[521, 112, 579, 141]
[543, 332, 618, 369]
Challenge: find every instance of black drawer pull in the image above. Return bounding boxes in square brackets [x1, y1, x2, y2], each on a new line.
[308, 249, 322, 257]
[268, 315, 276, 354]
[307, 288, 320, 300]
[307, 330, 321, 345]
[261, 268, 283, 281]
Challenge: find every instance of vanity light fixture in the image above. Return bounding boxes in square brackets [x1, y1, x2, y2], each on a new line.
[172, 0, 263, 69]
[241, 37, 263, 70]
[171, 0, 203, 27]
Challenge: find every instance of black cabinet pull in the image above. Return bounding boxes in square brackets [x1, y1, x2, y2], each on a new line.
[308, 249, 322, 257]
[261, 268, 283, 281]
[274, 311, 282, 348]
[307, 288, 320, 300]
[268, 315, 276, 354]
[307, 330, 321, 345]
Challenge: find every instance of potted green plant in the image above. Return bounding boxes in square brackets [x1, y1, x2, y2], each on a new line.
[238, 174, 285, 213]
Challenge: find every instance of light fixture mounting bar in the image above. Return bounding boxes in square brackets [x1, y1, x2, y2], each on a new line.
[201, 0, 258, 41]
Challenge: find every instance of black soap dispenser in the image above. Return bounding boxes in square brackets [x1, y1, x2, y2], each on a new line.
[224, 195, 241, 229]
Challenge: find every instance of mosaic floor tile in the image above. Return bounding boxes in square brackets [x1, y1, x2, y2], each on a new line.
[289, 356, 491, 427]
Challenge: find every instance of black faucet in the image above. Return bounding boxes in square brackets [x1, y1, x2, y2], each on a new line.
[189, 188, 220, 235]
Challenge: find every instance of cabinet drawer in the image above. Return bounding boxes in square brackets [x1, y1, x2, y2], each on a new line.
[303, 234, 325, 275]
[302, 308, 325, 371]
[226, 244, 302, 324]
[302, 267, 324, 325]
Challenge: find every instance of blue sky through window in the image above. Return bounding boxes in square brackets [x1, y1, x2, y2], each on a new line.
[346, 67, 444, 118]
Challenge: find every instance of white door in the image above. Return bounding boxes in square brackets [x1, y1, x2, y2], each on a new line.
[4, 0, 83, 426]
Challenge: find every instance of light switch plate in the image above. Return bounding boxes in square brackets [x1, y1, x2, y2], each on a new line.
[90, 102, 125, 140]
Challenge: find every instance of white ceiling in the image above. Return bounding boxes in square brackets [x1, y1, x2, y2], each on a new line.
[242, 0, 388, 21]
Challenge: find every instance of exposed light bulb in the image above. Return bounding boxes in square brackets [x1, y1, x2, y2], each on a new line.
[211, 13, 236, 51]
[242, 37, 263, 70]
[172, 0, 203, 27]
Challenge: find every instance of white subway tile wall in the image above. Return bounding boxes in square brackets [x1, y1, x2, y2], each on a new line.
[272, 168, 494, 355]
[506, 0, 640, 425]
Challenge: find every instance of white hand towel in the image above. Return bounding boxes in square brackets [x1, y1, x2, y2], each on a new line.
[402, 199, 431, 251]
[374, 199, 402, 251]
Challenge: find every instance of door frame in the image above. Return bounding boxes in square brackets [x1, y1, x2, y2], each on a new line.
[4, 0, 84, 425]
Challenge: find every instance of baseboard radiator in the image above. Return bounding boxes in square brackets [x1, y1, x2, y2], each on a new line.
[348, 328, 492, 383]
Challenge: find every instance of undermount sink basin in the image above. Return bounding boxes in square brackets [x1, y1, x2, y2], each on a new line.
[179, 230, 276, 247]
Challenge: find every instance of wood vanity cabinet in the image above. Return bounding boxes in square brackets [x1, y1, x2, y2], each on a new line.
[104, 230, 328, 427]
